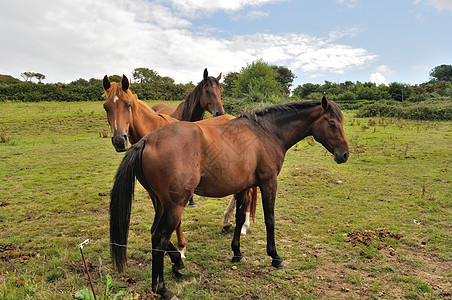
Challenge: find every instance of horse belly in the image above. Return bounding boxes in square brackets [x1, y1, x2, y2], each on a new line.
[196, 156, 256, 197]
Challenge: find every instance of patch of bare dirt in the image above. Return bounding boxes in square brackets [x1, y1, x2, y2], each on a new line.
[0, 243, 44, 264]
[346, 229, 402, 247]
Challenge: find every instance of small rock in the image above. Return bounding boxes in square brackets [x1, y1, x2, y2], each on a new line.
[232, 266, 237, 270]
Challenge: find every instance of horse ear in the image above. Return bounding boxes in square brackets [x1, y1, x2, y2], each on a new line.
[103, 75, 110, 90]
[122, 74, 129, 91]
[321, 95, 329, 110]
[216, 73, 222, 81]
[203, 68, 208, 81]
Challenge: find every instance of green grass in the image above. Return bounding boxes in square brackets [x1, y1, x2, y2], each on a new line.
[0, 101, 451, 299]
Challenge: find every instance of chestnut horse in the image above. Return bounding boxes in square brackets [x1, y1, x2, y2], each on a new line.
[110, 97, 349, 299]
[103, 75, 178, 152]
[151, 68, 224, 121]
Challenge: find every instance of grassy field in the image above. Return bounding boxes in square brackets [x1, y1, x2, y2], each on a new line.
[0, 100, 451, 299]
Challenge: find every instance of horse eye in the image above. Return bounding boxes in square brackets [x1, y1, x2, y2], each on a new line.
[205, 89, 210, 94]
[126, 102, 132, 109]
[329, 122, 336, 128]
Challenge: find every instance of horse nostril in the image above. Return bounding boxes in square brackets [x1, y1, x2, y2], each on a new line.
[123, 134, 128, 142]
[344, 152, 349, 161]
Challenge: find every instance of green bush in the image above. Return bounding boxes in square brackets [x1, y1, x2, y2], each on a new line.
[356, 101, 452, 120]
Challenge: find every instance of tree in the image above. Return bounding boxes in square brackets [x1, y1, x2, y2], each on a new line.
[34, 73, 45, 83]
[108, 75, 123, 83]
[132, 67, 160, 83]
[271, 66, 295, 96]
[388, 82, 413, 101]
[71, 78, 90, 86]
[0, 74, 21, 84]
[20, 72, 46, 83]
[222, 72, 239, 97]
[293, 83, 320, 99]
[232, 59, 283, 101]
[21, 72, 34, 81]
[429, 64, 452, 82]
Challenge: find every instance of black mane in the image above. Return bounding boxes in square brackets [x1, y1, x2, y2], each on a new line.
[239, 100, 342, 121]
[237, 100, 343, 134]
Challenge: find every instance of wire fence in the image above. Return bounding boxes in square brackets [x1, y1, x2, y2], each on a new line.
[74, 238, 442, 273]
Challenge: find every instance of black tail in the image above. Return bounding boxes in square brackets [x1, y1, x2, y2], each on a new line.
[110, 138, 147, 272]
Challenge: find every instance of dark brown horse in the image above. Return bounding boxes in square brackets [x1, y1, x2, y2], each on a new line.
[151, 68, 224, 121]
[110, 97, 349, 299]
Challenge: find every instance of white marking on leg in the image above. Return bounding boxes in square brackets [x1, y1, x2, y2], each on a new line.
[241, 212, 250, 236]
[223, 196, 236, 228]
[179, 248, 186, 259]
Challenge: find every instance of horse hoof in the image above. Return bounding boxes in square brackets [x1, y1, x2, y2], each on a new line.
[231, 255, 245, 263]
[222, 225, 232, 233]
[172, 264, 185, 277]
[159, 288, 178, 300]
[272, 259, 285, 268]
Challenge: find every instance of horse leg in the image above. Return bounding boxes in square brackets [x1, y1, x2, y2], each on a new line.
[241, 213, 250, 237]
[231, 189, 248, 263]
[150, 196, 185, 275]
[175, 221, 186, 259]
[241, 191, 252, 236]
[152, 209, 183, 300]
[188, 196, 197, 207]
[260, 179, 285, 268]
[222, 196, 236, 232]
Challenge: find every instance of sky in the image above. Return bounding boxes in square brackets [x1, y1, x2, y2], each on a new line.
[1, 0, 451, 89]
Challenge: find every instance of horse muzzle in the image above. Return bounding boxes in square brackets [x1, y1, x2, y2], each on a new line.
[111, 135, 128, 152]
[213, 109, 225, 117]
[334, 150, 349, 164]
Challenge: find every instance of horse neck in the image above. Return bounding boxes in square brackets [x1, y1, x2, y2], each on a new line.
[180, 90, 205, 121]
[258, 105, 323, 151]
[184, 101, 205, 121]
[170, 101, 185, 120]
[128, 99, 169, 144]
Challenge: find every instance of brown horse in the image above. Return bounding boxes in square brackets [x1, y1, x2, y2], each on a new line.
[151, 68, 224, 121]
[110, 97, 349, 299]
[103, 74, 248, 259]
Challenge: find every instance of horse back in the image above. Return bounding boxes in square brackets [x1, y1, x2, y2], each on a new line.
[151, 103, 177, 116]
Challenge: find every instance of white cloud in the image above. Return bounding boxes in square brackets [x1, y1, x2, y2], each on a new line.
[414, 0, 452, 12]
[229, 9, 269, 21]
[164, 0, 287, 13]
[426, 0, 452, 12]
[412, 65, 430, 72]
[376, 65, 395, 76]
[369, 72, 388, 85]
[328, 26, 364, 42]
[0, 0, 376, 84]
[231, 33, 377, 78]
[369, 65, 394, 85]
[335, 0, 358, 8]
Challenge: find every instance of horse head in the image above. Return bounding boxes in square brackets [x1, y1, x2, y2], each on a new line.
[312, 96, 349, 164]
[200, 68, 224, 117]
[103, 75, 133, 152]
